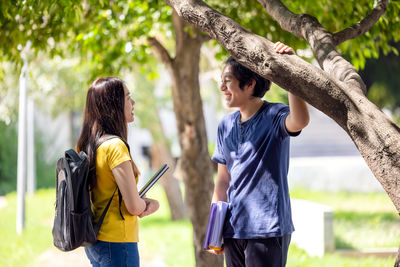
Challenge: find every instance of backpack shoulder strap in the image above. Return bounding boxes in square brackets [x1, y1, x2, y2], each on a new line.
[93, 187, 119, 235]
[65, 149, 84, 162]
[97, 134, 130, 153]
[95, 134, 127, 222]
[97, 134, 118, 148]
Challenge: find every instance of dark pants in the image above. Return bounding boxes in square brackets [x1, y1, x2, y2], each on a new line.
[224, 235, 291, 267]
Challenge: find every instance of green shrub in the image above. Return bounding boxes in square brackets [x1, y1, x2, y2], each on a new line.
[0, 122, 18, 195]
[34, 134, 56, 189]
[0, 121, 56, 195]
[0, 190, 55, 267]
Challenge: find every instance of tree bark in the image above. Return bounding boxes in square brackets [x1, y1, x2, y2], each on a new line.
[137, 81, 187, 221]
[148, 10, 224, 267]
[165, 0, 400, 265]
[165, 0, 400, 216]
[170, 17, 223, 267]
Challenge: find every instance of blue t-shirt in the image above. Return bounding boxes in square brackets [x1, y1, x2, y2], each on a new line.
[211, 101, 299, 239]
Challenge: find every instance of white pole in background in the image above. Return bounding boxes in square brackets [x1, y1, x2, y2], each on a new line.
[27, 98, 36, 195]
[16, 44, 30, 234]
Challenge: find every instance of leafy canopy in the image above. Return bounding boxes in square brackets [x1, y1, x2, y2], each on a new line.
[1, 0, 399, 121]
[2, 0, 399, 69]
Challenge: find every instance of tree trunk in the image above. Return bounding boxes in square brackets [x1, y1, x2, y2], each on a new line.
[148, 11, 224, 267]
[136, 76, 187, 221]
[165, 0, 400, 214]
[168, 18, 223, 267]
[150, 143, 186, 220]
[165, 0, 400, 264]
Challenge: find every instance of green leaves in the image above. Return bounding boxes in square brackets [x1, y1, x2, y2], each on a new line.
[0, 0, 83, 63]
[1, 0, 399, 124]
[2, 0, 397, 74]
[209, 0, 399, 69]
[0, 0, 175, 125]
[64, 1, 173, 78]
[0, 1, 173, 77]
[360, 40, 400, 122]
[207, 0, 308, 59]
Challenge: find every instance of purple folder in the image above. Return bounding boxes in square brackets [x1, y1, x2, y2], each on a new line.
[203, 201, 229, 250]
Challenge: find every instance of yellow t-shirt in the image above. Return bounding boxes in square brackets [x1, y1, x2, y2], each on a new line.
[92, 137, 139, 242]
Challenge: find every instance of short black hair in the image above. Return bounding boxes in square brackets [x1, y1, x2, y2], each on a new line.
[225, 56, 271, 98]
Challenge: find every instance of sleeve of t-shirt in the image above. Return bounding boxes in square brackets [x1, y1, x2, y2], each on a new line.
[106, 139, 132, 170]
[274, 104, 301, 138]
[211, 122, 226, 165]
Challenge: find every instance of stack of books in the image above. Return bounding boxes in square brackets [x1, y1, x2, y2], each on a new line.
[203, 201, 229, 251]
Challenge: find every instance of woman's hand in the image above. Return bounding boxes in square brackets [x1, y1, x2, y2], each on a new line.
[138, 198, 159, 218]
[273, 41, 294, 54]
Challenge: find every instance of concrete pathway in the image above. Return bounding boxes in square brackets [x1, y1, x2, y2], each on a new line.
[2, 196, 166, 266]
[35, 247, 90, 267]
[0, 196, 7, 210]
[35, 247, 167, 267]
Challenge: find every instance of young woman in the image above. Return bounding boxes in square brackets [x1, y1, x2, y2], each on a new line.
[76, 77, 159, 267]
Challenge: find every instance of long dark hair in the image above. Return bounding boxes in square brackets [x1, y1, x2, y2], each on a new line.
[76, 77, 137, 189]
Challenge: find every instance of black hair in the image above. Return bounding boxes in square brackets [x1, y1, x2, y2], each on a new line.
[76, 77, 139, 189]
[224, 56, 271, 98]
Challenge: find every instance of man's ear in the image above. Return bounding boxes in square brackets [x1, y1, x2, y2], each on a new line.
[246, 79, 256, 93]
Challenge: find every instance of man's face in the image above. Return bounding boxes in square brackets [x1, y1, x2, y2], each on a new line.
[220, 65, 253, 108]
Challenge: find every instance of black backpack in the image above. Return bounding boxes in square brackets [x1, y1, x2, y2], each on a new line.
[52, 136, 125, 251]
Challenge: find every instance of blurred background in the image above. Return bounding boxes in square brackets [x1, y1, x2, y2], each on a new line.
[1, 1, 400, 266]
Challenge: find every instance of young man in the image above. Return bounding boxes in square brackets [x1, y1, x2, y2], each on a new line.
[208, 42, 309, 267]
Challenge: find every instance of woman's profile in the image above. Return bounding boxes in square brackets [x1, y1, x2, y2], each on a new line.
[76, 77, 159, 267]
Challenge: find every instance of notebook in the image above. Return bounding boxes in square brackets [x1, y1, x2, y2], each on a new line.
[139, 164, 169, 198]
[203, 201, 229, 251]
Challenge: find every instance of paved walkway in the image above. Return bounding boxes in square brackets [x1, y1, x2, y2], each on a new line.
[0, 196, 7, 210]
[2, 196, 166, 266]
[35, 247, 90, 267]
[35, 247, 167, 267]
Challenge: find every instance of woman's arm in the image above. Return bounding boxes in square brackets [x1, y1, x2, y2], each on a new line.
[112, 161, 146, 216]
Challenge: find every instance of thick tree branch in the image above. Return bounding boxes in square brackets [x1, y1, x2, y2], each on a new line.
[200, 33, 211, 43]
[166, 2, 400, 260]
[166, 0, 360, 100]
[165, 0, 349, 124]
[257, 0, 366, 94]
[172, 10, 186, 56]
[172, 9, 210, 59]
[257, 0, 302, 38]
[147, 37, 173, 70]
[333, 0, 388, 46]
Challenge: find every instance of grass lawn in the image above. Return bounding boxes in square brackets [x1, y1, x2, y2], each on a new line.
[0, 186, 398, 267]
[138, 185, 195, 266]
[291, 187, 400, 250]
[0, 190, 55, 267]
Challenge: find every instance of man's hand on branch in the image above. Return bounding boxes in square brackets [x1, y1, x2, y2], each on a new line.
[273, 41, 294, 54]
